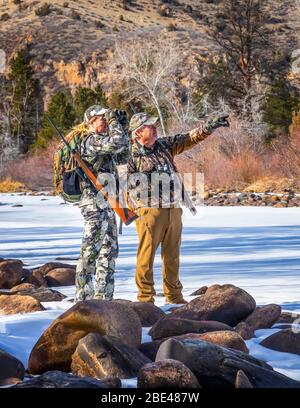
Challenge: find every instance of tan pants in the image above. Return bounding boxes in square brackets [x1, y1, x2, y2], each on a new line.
[135, 207, 184, 303]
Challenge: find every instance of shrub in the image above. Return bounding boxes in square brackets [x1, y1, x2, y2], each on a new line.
[2, 142, 57, 190]
[0, 177, 26, 193]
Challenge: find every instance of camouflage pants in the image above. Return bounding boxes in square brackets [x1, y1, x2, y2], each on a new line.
[75, 201, 118, 302]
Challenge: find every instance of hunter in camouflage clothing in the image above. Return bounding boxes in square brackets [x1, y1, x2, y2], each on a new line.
[127, 112, 230, 304]
[75, 105, 129, 302]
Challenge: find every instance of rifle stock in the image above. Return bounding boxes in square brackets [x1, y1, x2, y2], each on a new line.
[73, 152, 137, 225]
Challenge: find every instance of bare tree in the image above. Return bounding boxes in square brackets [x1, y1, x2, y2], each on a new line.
[112, 38, 182, 136]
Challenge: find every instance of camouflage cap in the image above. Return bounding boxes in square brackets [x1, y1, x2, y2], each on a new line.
[129, 112, 159, 138]
[84, 105, 109, 124]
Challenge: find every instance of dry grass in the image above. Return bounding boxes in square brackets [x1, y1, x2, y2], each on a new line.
[244, 177, 300, 193]
[0, 0, 291, 98]
[1, 142, 57, 191]
[0, 177, 27, 193]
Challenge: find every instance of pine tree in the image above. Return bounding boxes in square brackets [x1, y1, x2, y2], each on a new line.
[33, 89, 75, 149]
[6, 50, 42, 153]
[203, 0, 295, 121]
[262, 79, 299, 140]
[73, 85, 108, 123]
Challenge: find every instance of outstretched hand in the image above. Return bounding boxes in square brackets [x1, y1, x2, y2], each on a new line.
[205, 115, 230, 133]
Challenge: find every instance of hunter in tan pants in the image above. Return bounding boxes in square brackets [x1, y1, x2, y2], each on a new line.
[135, 207, 183, 303]
[127, 112, 230, 304]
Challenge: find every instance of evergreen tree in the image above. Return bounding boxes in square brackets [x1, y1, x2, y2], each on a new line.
[203, 0, 294, 121]
[73, 85, 108, 123]
[5, 50, 42, 153]
[33, 89, 75, 149]
[262, 79, 299, 140]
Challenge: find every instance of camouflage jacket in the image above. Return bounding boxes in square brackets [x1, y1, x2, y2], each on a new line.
[126, 124, 211, 209]
[79, 116, 130, 208]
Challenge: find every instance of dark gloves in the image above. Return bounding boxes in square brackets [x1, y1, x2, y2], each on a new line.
[205, 115, 230, 133]
[104, 109, 117, 124]
[105, 109, 129, 130]
[114, 109, 129, 130]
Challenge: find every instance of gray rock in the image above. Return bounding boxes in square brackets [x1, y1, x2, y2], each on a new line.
[0, 349, 25, 386]
[0, 260, 23, 289]
[260, 329, 300, 356]
[156, 338, 300, 388]
[137, 359, 201, 388]
[244, 304, 281, 330]
[28, 300, 142, 374]
[72, 333, 151, 379]
[149, 317, 233, 340]
[170, 284, 256, 326]
[235, 322, 255, 340]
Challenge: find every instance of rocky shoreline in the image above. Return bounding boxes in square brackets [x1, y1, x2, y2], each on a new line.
[1, 259, 300, 388]
[3, 190, 300, 208]
[203, 191, 300, 207]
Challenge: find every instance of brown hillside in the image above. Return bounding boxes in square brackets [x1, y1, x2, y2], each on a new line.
[0, 0, 297, 103]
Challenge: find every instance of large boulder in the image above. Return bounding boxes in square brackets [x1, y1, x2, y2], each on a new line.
[0, 294, 45, 315]
[169, 331, 249, 354]
[0, 260, 23, 289]
[260, 329, 300, 356]
[131, 302, 166, 326]
[170, 284, 256, 326]
[11, 283, 36, 292]
[244, 304, 281, 330]
[46, 268, 76, 287]
[28, 300, 142, 374]
[140, 330, 248, 360]
[12, 371, 121, 388]
[10, 287, 66, 302]
[149, 317, 233, 340]
[137, 359, 201, 388]
[0, 350, 25, 386]
[114, 300, 166, 326]
[72, 333, 151, 379]
[156, 338, 300, 388]
[32, 262, 76, 276]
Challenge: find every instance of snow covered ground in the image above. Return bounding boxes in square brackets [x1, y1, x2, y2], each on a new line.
[1, 193, 300, 385]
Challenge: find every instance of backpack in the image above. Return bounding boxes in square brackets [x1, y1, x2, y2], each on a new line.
[53, 122, 88, 203]
[53, 110, 129, 203]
